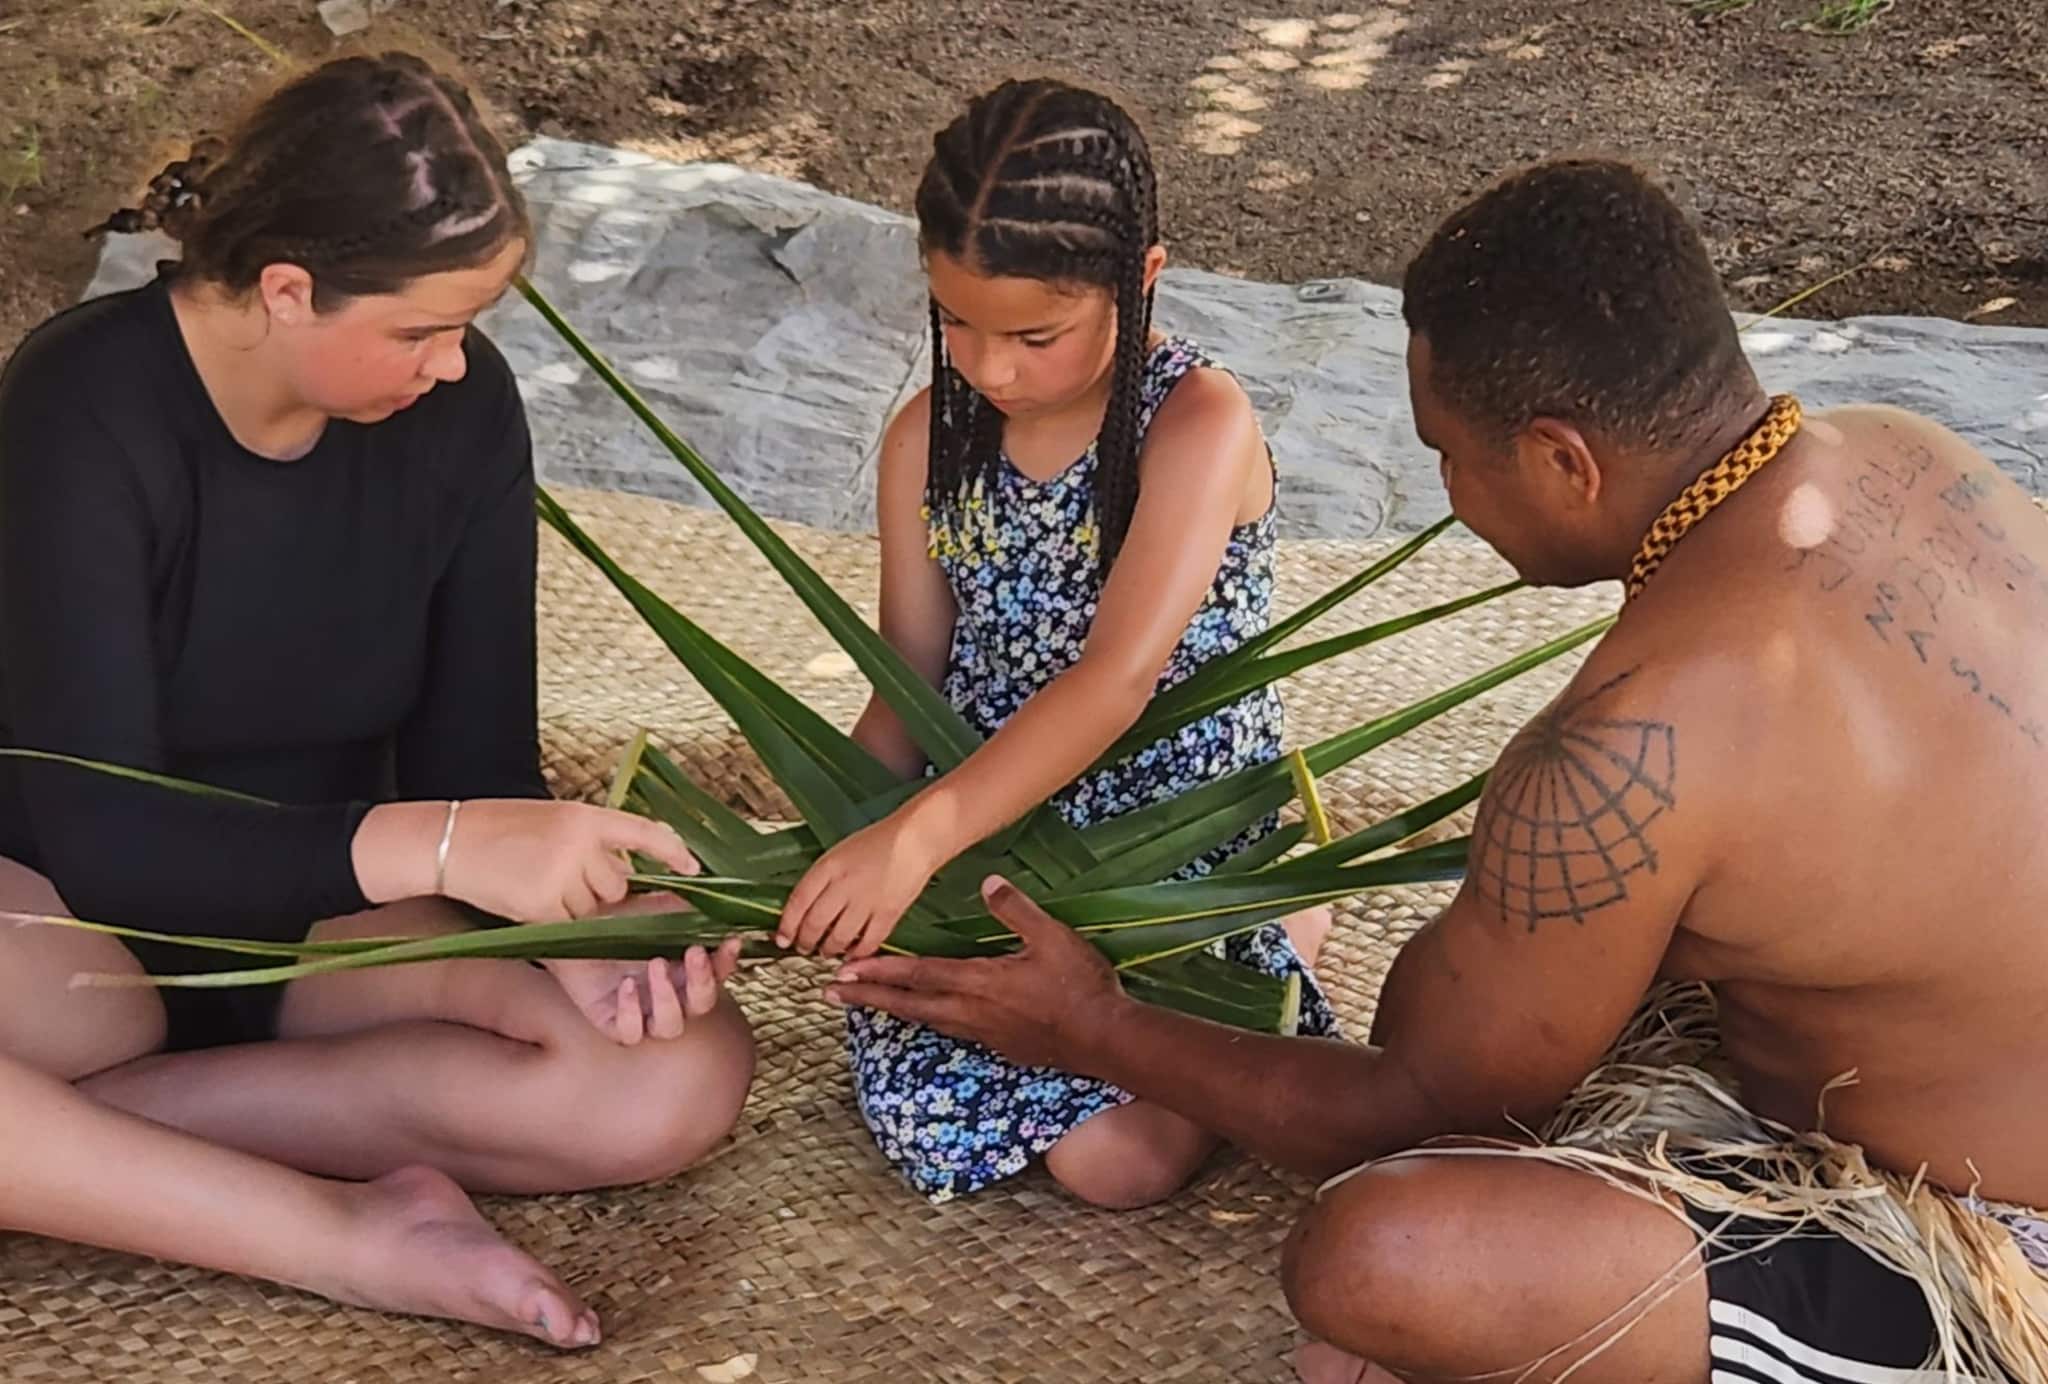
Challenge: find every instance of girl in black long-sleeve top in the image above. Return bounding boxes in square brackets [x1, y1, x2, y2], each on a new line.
[0, 53, 752, 1343]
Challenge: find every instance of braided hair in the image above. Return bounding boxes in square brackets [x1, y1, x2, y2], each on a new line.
[915, 79, 1161, 567]
[90, 52, 528, 308]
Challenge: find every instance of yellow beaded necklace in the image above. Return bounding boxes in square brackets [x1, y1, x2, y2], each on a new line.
[1625, 394, 1804, 601]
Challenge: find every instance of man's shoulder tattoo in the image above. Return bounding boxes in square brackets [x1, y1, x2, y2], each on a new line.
[1469, 668, 1678, 933]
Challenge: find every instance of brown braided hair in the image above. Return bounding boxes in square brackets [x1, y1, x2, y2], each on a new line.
[89, 52, 529, 309]
[915, 78, 1160, 567]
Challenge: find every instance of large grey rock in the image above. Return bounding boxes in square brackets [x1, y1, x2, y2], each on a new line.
[83, 138, 2048, 538]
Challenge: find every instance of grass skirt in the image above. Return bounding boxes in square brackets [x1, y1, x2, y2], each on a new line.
[1324, 984, 2048, 1381]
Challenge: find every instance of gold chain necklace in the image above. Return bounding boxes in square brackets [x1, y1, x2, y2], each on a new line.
[1625, 394, 1803, 601]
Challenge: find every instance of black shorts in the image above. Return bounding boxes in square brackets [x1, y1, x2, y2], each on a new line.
[122, 935, 286, 1051]
[1684, 1180, 2029, 1382]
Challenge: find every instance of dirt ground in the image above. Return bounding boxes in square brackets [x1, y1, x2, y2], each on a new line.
[1, 0, 2044, 358]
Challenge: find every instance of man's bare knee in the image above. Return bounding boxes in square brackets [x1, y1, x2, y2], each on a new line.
[1282, 1159, 1474, 1363]
[544, 995, 757, 1190]
[1285, 1154, 1711, 1384]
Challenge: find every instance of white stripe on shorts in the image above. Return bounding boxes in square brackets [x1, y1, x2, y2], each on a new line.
[1709, 1301, 1989, 1384]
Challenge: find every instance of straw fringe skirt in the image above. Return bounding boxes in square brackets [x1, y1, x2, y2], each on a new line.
[1325, 984, 2048, 1382]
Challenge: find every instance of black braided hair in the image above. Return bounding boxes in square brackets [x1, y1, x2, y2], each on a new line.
[915, 79, 1161, 568]
[89, 52, 530, 308]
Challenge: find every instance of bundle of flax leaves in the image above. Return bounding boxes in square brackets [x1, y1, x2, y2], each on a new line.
[30, 283, 1611, 1035]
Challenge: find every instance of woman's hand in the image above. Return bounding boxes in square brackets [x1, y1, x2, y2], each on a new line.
[776, 812, 947, 959]
[354, 798, 699, 922]
[544, 937, 744, 1046]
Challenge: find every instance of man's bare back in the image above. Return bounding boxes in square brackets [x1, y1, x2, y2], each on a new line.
[1587, 403, 2048, 1205]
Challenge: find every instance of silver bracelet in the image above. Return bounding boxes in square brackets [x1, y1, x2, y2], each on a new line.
[435, 799, 462, 895]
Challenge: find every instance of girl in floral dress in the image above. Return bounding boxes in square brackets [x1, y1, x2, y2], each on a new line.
[776, 78, 1338, 1206]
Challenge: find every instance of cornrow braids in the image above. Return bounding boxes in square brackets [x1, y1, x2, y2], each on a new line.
[91, 51, 531, 308]
[915, 78, 1162, 567]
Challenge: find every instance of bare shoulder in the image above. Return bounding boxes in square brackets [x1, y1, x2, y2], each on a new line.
[1140, 366, 1262, 476]
[1470, 640, 1746, 932]
[1809, 403, 1995, 481]
[1490, 651, 1692, 813]
[1148, 365, 1255, 434]
[1816, 401, 1962, 442]
[1777, 395, 2047, 606]
[877, 386, 934, 489]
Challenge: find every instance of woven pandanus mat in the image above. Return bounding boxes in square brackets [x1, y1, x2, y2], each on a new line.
[0, 486, 1616, 1384]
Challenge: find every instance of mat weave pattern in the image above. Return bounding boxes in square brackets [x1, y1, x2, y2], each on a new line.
[0, 488, 1615, 1383]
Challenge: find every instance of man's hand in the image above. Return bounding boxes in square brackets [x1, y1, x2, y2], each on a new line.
[824, 875, 1125, 1071]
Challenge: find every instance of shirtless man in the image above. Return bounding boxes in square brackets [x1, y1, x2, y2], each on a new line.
[827, 158, 2048, 1380]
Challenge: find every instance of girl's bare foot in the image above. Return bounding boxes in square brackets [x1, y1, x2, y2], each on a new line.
[326, 1165, 599, 1348]
[1284, 905, 1335, 969]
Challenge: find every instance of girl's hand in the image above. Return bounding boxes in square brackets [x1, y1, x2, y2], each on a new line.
[355, 798, 700, 922]
[776, 815, 945, 959]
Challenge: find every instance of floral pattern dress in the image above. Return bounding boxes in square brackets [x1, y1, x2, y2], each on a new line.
[846, 336, 1340, 1203]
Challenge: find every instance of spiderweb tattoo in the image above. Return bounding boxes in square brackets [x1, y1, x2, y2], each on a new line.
[1470, 669, 1677, 932]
